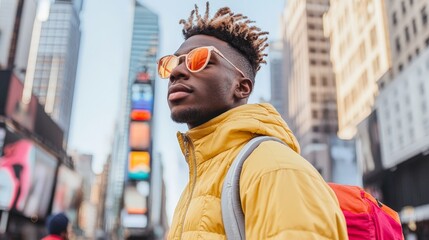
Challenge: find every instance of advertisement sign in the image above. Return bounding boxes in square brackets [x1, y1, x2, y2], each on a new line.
[131, 83, 153, 111]
[124, 185, 147, 214]
[52, 165, 83, 214]
[121, 210, 147, 229]
[0, 136, 57, 218]
[5, 74, 37, 131]
[128, 151, 150, 180]
[129, 122, 150, 150]
[136, 72, 150, 82]
[130, 109, 151, 121]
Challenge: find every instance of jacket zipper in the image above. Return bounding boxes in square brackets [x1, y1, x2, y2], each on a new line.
[179, 133, 197, 239]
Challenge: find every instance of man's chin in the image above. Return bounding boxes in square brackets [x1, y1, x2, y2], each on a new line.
[170, 108, 200, 124]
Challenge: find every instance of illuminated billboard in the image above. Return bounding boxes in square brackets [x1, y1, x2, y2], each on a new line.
[0, 137, 57, 219]
[131, 83, 153, 111]
[124, 185, 147, 214]
[130, 109, 151, 121]
[129, 122, 150, 150]
[128, 151, 150, 180]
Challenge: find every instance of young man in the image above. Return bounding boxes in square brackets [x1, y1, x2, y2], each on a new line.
[42, 213, 69, 240]
[158, 3, 348, 239]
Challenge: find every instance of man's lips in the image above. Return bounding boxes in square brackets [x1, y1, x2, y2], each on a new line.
[168, 83, 193, 101]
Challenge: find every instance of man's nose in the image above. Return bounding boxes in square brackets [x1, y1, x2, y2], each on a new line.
[169, 61, 189, 83]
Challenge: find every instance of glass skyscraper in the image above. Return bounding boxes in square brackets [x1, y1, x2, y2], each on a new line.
[31, 0, 83, 144]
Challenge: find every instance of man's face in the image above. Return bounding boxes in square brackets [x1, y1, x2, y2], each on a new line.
[167, 35, 246, 128]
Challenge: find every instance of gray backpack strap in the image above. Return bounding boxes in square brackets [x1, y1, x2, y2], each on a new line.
[221, 136, 283, 240]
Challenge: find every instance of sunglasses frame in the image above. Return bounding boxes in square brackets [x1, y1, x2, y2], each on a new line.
[157, 46, 246, 79]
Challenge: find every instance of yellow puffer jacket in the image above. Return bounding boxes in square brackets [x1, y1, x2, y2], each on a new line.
[168, 103, 348, 240]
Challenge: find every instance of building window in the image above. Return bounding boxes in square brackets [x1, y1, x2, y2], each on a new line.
[425, 37, 429, 47]
[370, 27, 377, 47]
[310, 59, 317, 65]
[311, 93, 317, 102]
[323, 109, 329, 118]
[422, 6, 428, 25]
[311, 76, 316, 85]
[322, 77, 328, 86]
[410, 0, 413, 5]
[405, 26, 410, 42]
[324, 125, 331, 134]
[398, 64, 403, 72]
[312, 126, 319, 132]
[312, 110, 318, 118]
[412, 19, 418, 34]
[408, 55, 413, 63]
[402, 1, 406, 14]
[310, 48, 317, 53]
[416, 48, 420, 56]
[396, 37, 401, 53]
[392, 12, 397, 25]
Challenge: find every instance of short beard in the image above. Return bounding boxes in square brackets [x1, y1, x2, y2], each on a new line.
[170, 107, 202, 125]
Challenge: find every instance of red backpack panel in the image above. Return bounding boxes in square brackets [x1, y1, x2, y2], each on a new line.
[328, 183, 404, 240]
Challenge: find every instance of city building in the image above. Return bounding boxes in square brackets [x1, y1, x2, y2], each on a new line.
[281, 0, 338, 180]
[0, 0, 37, 73]
[269, 40, 287, 119]
[0, 70, 70, 239]
[105, 1, 163, 238]
[324, 0, 391, 139]
[380, 0, 429, 87]
[375, 47, 429, 239]
[27, 0, 83, 145]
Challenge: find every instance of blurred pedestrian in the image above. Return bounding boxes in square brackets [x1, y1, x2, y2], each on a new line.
[42, 212, 69, 240]
[157, 2, 348, 239]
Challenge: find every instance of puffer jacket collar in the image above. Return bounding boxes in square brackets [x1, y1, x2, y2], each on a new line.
[176, 103, 300, 166]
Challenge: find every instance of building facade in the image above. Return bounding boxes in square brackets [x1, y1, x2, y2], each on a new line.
[353, 1, 429, 238]
[29, 0, 83, 144]
[324, 0, 391, 139]
[282, 0, 338, 180]
[105, 1, 161, 238]
[382, 0, 429, 84]
[0, 0, 37, 73]
[269, 40, 287, 119]
[376, 46, 429, 240]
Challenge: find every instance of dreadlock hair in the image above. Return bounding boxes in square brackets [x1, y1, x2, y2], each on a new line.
[179, 2, 269, 81]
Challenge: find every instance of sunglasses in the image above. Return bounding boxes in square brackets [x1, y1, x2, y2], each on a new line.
[157, 46, 245, 79]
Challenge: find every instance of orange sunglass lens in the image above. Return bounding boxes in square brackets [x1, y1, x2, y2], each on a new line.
[187, 48, 210, 72]
[158, 55, 178, 78]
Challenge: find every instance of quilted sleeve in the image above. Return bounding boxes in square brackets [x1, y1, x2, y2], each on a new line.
[240, 142, 348, 240]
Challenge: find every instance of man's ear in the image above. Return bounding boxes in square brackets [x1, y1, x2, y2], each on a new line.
[234, 77, 253, 99]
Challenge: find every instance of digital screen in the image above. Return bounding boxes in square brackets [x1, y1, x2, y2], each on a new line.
[129, 122, 150, 150]
[131, 83, 153, 111]
[121, 211, 147, 229]
[128, 151, 150, 180]
[130, 109, 151, 121]
[0, 138, 57, 219]
[124, 185, 147, 214]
